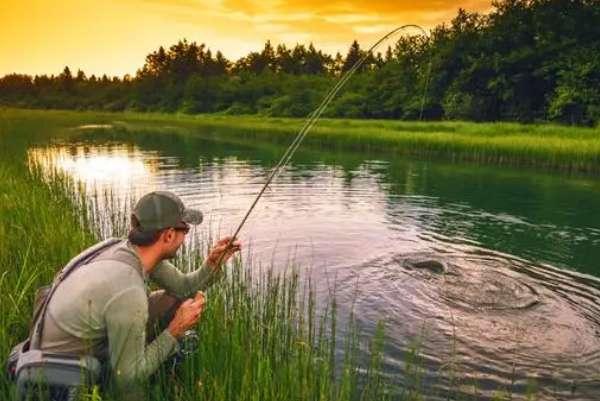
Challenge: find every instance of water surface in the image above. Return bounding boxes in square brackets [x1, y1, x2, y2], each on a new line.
[28, 124, 600, 400]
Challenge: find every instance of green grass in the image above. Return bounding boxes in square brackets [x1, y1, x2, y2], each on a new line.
[0, 107, 578, 400]
[0, 111, 97, 398]
[3, 107, 600, 174]
[0, 109, 393, 400]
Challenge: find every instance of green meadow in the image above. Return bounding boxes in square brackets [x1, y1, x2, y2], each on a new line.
[5, 107, 600, 174]
[1, 107, 595, 400]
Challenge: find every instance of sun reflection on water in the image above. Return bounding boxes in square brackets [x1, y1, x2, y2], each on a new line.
[27, 144, 163, 237]
[28, 144, 157, 190]
[24, 138, 600, 400]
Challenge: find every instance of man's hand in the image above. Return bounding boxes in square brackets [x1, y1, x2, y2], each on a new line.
[167, 292, 205, 339]
[205, 236, 242, 271]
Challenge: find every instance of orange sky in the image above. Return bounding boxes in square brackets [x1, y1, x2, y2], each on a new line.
[0, 0, 493, 77]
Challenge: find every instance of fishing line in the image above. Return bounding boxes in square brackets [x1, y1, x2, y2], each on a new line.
[217, 24, 431, 263]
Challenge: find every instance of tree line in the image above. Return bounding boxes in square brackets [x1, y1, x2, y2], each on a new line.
[1, 0, 598, 125]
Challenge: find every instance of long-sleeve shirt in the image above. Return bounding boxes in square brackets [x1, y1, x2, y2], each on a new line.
[39, 239, 221, 389]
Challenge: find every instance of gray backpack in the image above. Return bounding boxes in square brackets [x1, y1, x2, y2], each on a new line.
[6, 238, 121, 401]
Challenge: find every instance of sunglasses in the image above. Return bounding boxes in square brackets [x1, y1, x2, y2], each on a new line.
[173, 222, 190, 234]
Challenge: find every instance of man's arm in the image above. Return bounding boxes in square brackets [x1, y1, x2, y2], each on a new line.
[150, 237, 241, 299]
[150, 260, 221, 299]
[104, 286, 179, 389]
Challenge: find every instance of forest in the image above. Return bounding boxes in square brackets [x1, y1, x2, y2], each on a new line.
[1, 0, 598, 125]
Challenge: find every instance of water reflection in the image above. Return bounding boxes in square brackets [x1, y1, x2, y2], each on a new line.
[26, 129, 600, 400]
[28, 144, 157, 191]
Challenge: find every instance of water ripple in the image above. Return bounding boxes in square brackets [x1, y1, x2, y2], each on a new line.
[27, 138, 600, 400]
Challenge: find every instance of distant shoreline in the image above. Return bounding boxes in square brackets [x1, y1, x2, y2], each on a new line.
[3, 107, 600, 175]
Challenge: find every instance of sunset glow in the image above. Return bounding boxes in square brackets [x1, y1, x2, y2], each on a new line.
[1, 0, 493, 77]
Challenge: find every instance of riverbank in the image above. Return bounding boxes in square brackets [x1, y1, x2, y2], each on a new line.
[0, 117, 97, 397]
[0, 110, 392, 400]
[1, 108, 583, 400]
[3, 107, 600, 174]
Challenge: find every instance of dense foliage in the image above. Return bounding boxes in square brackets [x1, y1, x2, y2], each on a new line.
[1, 0, 599, 125]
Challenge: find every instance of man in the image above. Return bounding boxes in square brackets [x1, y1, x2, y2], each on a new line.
[36, 191, 241, 396]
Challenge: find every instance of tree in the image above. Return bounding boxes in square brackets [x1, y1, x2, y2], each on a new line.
[59, 66, 74, 92]
[290, 44, 307, 74]
[332, 52, 344, 75]
[384, 46, 394, 63]
[213, 51, 230, 75]
[166, 40, 204, 81]
[140, 46, 168, 77]
[260, 40, 277, 72]
[1, 1, 599, 125]
[275, 44, 294, 73]
[304, 43, 331, 75]
[342, 40, 364, 73]
[75, 69, 86, 82]
[548, 47, 600, 125]
[0, 74, 34, 102]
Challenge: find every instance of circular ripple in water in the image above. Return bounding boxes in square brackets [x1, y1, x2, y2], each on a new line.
[440, 260, 541, 312]
[348, 250, 600, 400]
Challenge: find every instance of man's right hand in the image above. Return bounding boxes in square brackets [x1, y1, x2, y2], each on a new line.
[167, 292, 205, 339]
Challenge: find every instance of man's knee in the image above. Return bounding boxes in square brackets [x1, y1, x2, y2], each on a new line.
[147, 290, 180, 337]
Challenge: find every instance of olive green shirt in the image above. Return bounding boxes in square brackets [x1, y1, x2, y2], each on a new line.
[39, 239, 220, 388]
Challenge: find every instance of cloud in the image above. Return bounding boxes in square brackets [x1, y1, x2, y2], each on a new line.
[130, 0, 493, 61]
[278, 0, 491, 15]
[1, 0, 496, 76]
[138, 0, 492, 26]
[353, 24, 398, 34]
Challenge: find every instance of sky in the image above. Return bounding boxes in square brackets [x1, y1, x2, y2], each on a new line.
[0, 0, 493, 77]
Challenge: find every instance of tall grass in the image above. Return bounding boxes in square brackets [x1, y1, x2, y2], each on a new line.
[0, 107, 574, 400]
[4, 107, 600, 174]
[0, 109, 392, 400]
[115, 110, 600, 174]
[0, 123, 97, 398]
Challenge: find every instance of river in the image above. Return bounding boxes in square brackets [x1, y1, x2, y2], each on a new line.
[27, 122, 600, 400]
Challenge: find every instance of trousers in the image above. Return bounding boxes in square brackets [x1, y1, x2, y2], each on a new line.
[146, 290, 181, 341]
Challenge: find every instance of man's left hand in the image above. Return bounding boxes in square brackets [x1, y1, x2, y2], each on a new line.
[205, 236, 241, 271]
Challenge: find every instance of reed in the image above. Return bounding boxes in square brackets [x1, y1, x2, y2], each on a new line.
[5, 107, 599, 174]
[0, 107, 565, 400]
[0, 109, 391, 401]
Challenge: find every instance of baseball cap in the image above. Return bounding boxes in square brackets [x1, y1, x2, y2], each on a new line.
[132, 191, 203, 231]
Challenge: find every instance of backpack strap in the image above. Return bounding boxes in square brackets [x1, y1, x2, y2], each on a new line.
[91, 244, 143, 277]
[29, 237, 122, 350]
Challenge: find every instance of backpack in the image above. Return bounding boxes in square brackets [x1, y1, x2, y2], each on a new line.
[5, 237, 121, 400]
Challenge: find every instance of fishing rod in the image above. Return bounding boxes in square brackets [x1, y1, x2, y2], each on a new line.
[214, 24, 430, 266]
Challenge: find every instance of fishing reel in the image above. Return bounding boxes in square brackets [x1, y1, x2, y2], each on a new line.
[180, 329, 199, 356]
[170, 329, 199, 372]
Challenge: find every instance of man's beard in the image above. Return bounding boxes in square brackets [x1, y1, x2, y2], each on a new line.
[163, 248, 179, 260]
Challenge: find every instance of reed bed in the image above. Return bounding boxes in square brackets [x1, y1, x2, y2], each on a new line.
[0, 107, 568, 400]
[0, 161, 96, 398]
[5, 107, 598, 174]
[0, 109, 392, 401]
